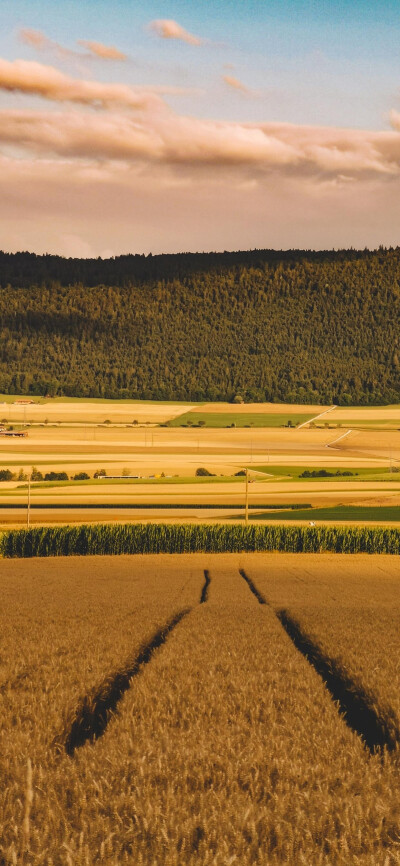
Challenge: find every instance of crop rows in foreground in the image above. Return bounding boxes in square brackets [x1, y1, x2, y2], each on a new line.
[2, 522, 400, 557]
[1, 553, 400, 865]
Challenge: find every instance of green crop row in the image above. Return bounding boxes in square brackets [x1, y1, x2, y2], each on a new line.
[1, 523, 400, 557]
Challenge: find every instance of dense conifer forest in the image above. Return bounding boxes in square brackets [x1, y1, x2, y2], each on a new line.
[0, 247, 399, 404]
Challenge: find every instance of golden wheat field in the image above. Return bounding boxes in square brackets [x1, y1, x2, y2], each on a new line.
[1, 553, 400, 865]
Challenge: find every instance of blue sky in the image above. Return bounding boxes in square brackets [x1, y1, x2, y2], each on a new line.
[2, 0, 400, 128]
[0, 0, 400, 255]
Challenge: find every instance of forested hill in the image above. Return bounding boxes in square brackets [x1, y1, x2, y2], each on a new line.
[1, 247, 400, 405]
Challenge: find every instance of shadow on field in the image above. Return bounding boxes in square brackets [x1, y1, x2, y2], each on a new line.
[200, 569, 211, 604]
[277, 610, 400, 755]
[239, 569, 268, 605]
[238, 569, 399, 755]
[62, 609, 191, 756]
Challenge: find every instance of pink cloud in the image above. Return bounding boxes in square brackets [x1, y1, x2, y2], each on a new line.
[223, 74, 254, 95]
[0, 151, 399, 257]
[20, 28, 126, 63]
[77, 40, 127, 61]
[19, 28, 81, 60]
[1, 56, 400, 254]
[0, 99, 399, 180]
[0, 58, 165, 110]
[149, 19, 203, 46]
[20, 29, 49, 51]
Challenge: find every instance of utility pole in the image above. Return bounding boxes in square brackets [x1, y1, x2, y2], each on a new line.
[245, 467, 249, 527]
[27, 475, 31, 529]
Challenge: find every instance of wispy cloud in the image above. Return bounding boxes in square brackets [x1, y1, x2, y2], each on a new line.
[149, 19, 203, 46]
[1, 58, 399, 179]
[2, 53, 400, 255]
[223, 74, 257, 96]
[0, 58, 166, 110]
[1, 99, 399, 181]
[19, 28, 126, 63]
[77, 40, 127, 61]
[19, 28, 81, 60]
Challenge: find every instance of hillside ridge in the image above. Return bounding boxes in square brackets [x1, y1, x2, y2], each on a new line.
[1, 247, 399, 404]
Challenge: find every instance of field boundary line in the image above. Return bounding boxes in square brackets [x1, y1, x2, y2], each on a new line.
[61, 608, 191, 755]
[296, 405, 337, 430]
[326, 429, 353, 449]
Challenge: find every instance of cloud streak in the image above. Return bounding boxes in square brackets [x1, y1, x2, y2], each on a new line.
[223, 74, 255, 96]
[0, 101, 399, 181]
[149, 19, 203, 46]
[0, 58, 166, 110]
[77, 40, 127, 61]
[1, 150, 399, 258]
[19, 28, 81, 60]
[1, 54, 400, 255]
[20, 28, 126, 62]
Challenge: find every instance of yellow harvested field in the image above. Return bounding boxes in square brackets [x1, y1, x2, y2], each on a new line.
[0, 399, 195, 424]
[3, 479, 400, 506]
[336, 429, 400, 453]
[2, 554, 400, 864]
[329, 405, 400, 422]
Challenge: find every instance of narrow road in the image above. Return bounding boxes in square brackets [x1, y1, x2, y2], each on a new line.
[326, 429, 353, 449]
[297, 405, 337, 430]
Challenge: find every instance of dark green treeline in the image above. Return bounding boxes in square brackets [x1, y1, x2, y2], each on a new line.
[1, 247, 399, 404]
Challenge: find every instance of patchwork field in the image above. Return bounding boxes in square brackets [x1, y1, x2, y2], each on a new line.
[1, 553, 400, 865]
[1, 399, 400, 526]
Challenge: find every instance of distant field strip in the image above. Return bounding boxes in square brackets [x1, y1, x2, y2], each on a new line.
[168, 411, 314, 428]
[0, 502, 312, 510]
[252, 505, 400, 522]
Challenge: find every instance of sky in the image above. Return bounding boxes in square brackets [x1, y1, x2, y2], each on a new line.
[1, 0, 400, 256]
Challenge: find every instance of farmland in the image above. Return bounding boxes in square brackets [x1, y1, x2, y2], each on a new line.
[2, 397, 400, 526]
[1, 553, 400, 865]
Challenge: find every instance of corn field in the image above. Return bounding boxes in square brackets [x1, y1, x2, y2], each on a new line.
[1, 522, 400, 557]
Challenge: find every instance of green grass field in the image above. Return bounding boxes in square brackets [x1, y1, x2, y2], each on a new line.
[251, 505, 400, 522]
[251, 465, 397, 481]
[168, 412, 314, 428]
[0, 475, 244, 495]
